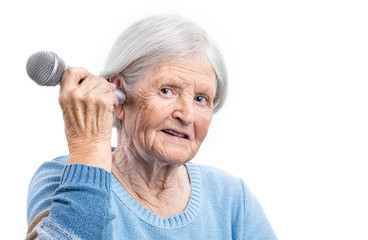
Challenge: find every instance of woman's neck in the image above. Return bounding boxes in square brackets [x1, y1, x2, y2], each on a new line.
[112, 142, 191, 219]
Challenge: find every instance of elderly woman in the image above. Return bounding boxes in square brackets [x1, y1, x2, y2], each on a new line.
[26, 15, 277, 239]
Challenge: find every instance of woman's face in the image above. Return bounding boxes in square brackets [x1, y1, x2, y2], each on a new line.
[121, 54, 216, 164]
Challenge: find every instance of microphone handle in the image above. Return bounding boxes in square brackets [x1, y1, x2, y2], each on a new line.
[113, 88, 126, 105]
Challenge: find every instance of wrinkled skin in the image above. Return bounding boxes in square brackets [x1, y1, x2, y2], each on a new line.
[112, 54, 217, 218]
[115, 54, 216, 165]
[59, 67, 117, 171]
[59, 54, 217, 218]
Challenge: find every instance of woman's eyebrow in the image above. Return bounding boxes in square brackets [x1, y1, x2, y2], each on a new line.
[160, 76, 190, 88]
[196, 87, 215, 99]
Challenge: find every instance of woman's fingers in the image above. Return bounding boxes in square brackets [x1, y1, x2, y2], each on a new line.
[59, 67, 91, 91]
[59, 68, 116, 107]
[59, 67, 118, 138]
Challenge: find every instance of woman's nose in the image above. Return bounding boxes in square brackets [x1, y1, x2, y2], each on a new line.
[172, 98, 195, 125]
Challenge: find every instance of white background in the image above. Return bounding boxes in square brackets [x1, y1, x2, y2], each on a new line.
[1, 0, 367, 239]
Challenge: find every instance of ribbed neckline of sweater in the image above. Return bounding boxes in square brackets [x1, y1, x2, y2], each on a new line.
[111, 162, 201, 229]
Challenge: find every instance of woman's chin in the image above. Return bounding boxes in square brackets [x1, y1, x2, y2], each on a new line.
[146, 132, 198, 164]
[152, 147, 196, 165]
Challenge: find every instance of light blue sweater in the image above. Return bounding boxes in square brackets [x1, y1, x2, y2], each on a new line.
[27, 156, 277, 239]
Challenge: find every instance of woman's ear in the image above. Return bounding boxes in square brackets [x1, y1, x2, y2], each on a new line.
[109, 74, 125, 120]
[109, 74, 125, 91]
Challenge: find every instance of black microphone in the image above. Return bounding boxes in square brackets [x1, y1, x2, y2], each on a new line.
[26, 51, 126, 105]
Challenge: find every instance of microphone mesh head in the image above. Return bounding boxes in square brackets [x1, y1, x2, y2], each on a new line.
[26, 51, 65, 86]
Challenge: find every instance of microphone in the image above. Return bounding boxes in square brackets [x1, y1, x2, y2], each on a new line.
[26, 51, 126, 105]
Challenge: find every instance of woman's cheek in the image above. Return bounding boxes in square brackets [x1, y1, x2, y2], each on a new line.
[195, 113, 212, 142]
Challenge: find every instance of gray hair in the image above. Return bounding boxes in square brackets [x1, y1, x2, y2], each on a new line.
[100, 14, 228, 129]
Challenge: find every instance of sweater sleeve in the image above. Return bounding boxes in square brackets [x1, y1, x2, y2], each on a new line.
[241, 180, 278, 240]
[26, 157, 113, 240]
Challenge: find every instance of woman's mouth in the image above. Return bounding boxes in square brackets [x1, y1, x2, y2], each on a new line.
[162, 129, 188, 139]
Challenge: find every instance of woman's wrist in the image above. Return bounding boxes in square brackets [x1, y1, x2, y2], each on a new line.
[67, 141, 112, 172]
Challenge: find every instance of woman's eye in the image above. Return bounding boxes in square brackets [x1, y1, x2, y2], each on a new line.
[195, 96, 207, 103]
[160, 88, 172, 95]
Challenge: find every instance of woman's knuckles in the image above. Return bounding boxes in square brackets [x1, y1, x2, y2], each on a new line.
[60, 89, 112, 107]
[64, 67, 90, 78]
[71, 89, 84, 102]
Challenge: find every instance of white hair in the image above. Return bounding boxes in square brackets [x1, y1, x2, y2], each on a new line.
[100, 14, 228, 129]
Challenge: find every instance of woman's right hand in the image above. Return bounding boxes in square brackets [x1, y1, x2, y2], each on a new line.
[58, 67, 118, 172]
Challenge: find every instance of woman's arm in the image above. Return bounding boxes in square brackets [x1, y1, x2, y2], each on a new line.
[27, 67, 118, 239]
[58, 67, 117, 172]
[26, 158, 113, 240]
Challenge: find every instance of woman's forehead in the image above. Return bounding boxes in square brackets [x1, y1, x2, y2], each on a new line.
[146, 55, 216, 87]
